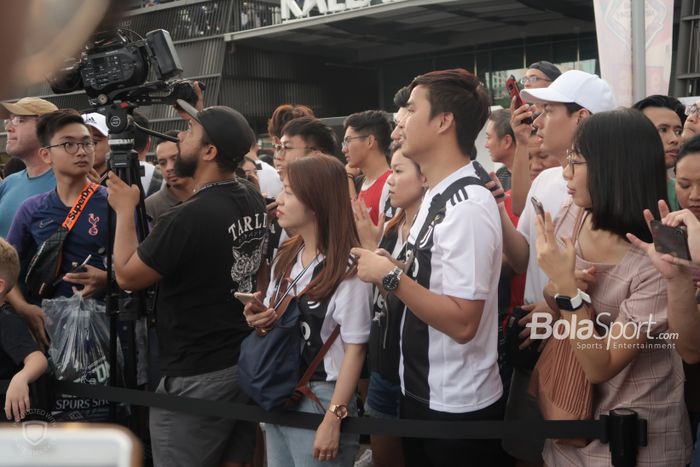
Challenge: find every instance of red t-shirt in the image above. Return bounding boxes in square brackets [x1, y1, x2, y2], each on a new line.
[504, 191, 525, 313]
[359, 169, 391, 225]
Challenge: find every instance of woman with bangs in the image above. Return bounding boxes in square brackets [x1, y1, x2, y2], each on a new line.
[534, 109, 691, 466]
[244, 154, 372, 466]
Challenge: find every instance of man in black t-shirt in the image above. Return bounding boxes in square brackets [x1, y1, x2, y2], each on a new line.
[107, 101, 267, 467]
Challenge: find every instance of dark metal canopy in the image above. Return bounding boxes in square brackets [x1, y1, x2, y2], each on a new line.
[225, 0, 597, 63]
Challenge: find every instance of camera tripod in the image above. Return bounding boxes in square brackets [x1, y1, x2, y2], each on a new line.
[103, 104, 178, 425]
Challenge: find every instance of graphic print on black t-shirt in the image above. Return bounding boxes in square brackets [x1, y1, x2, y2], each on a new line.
[137, 180, 269, 377]
[228, 210, 268, 293]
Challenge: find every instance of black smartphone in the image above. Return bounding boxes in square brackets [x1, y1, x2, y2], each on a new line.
[505, 75, 533, 124]
[530, 196, 545, 220]
[650, 220, 691, 260]
[504, 307, 541, 371]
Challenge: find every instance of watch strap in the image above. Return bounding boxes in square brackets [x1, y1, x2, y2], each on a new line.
[555, 289, 591, 311]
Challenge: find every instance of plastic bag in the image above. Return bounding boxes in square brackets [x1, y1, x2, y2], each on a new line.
[43, 294, 122, 421]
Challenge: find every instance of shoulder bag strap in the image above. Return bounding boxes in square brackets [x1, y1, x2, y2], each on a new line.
[61, 182, 99, 232]
[293, 325, 341, 409]
[255, 252, 315, 336]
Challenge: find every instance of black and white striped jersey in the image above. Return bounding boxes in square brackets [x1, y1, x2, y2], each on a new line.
[399, 163, 504, 413]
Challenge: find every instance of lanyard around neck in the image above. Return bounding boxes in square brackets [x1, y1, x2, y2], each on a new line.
[272, 250, 320, 310]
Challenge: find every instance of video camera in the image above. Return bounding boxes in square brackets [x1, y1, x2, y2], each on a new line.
[47, 29, 200, 394]
[48, 29, 200, 112]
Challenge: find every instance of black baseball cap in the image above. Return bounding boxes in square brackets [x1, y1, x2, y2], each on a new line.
[177, 99, 254, 167]
[527, 61, 562, 82]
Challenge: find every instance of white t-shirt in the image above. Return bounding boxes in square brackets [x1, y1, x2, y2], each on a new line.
[516, 166, 568, 304]
[263, 251, 372, 382]
[400, 163, 503, 413]
[140, 161, 155, 195]
[257, 160, 283, 198]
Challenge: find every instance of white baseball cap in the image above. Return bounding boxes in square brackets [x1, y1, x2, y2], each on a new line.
[520, 70, 617, 114]
[82, 112, 108, 137]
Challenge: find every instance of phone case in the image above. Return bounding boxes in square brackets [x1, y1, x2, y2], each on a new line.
[505, 75, 532, 124]
[530, 197, 545, 218]
[650, 220, 691, 260]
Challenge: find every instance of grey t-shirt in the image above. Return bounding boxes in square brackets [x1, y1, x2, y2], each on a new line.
[145, 186, 181, 227]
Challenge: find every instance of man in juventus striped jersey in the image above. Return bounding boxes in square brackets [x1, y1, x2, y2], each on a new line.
[352, 69, 507, 466]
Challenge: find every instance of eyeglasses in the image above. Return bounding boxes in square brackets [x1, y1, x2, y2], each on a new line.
[565, 148, 587, 173]
[342, 135, 369, 147]
[519, 76, 551, 85]
[4, 115, 38, 127]
[686, 104, 699, 117]
[44, 141, 96, 155]
[273, 143, 312, 155]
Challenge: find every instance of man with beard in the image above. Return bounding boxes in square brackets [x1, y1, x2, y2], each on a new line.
[145, 130, 194, 226]
[107, 100, 268, 467]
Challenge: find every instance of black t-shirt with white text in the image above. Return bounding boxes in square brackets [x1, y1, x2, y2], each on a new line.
[138, 179, 268, 377]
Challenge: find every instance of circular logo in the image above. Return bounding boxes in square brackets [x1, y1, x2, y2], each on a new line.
[13, 408, 56, 454]
[108, 115, 122, 130]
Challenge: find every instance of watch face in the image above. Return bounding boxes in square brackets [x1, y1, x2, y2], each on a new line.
[383, 268, 400, 291]
[334, 405, 348, 419]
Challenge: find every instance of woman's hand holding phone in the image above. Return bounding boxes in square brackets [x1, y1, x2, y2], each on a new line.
[662, 205, 700, 265]
[238, 291, 278, 330]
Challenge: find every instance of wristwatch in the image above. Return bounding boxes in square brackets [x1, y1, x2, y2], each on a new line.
[382, 266, 402, 292]
[554, 289, 591, 311]
[328, 404, 348, 420]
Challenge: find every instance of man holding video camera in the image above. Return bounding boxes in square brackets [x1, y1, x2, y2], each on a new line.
[107, 96, 268, 467]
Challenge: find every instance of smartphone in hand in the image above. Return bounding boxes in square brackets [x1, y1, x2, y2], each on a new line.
[505, 75, 533, 125]
[650, 220, 691, 260]
[531, 196, 545, 220]
[234, 292, 266, 312]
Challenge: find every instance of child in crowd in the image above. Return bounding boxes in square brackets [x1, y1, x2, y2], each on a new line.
[0, 237, 48, 423]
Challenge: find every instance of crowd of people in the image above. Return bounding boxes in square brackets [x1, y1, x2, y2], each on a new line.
[1, 60, 700, 467]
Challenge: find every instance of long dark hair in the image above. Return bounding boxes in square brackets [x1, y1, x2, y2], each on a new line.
[273, 155, 359, 300]
[573, 109, 667, 243]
